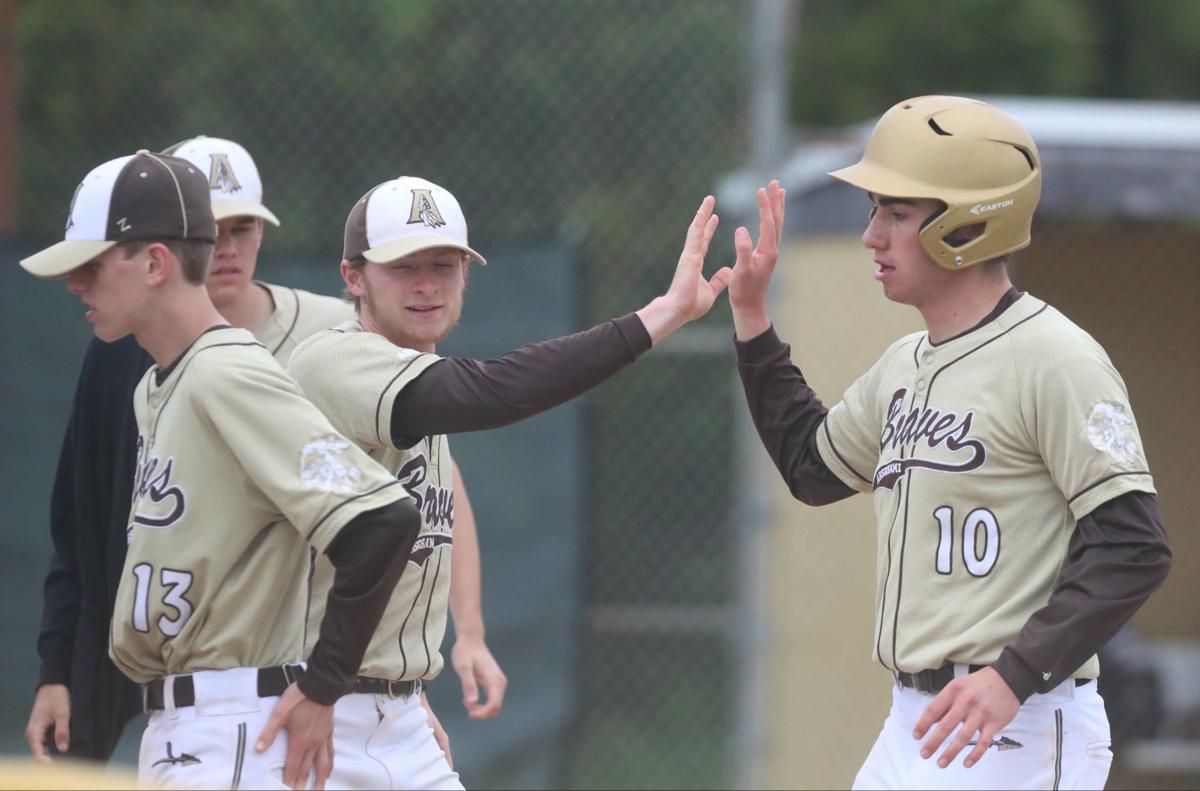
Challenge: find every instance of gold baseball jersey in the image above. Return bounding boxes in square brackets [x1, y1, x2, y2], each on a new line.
[287, 320, 453, 682]
[816, 294, 1155, 677]
[109, 327, 412, 683]
[248, 282, 353, 363]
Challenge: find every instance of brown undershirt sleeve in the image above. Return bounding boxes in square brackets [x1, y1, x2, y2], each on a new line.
[735, 324, 856, 505]
[991, 490, 1172, 703]
[390, 312, 651, 446]
[298, 498, 421, 705]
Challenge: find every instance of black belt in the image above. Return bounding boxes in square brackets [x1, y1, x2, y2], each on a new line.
[895, 663, 1092, 694]
[146, 664, 303, 711]
[352, 676, 421, 698]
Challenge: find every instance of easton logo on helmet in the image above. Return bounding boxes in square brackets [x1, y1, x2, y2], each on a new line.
[970, 199, 1014, 216]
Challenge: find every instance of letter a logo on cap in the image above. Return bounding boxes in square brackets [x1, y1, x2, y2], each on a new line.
[208, 153, 242, 194]
[407, 189, 446, 229]
[64, 180, 85, 232]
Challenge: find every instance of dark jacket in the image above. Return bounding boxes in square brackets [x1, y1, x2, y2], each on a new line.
[37, 334, 152, 759]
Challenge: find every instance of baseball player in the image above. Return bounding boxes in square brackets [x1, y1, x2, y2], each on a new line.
[286, 175, 733, 788]
[21, 150, 423, 789]
[25, 136, 496, 765]
[25, 135, 348, 764]
[727, 97, 1172, 789]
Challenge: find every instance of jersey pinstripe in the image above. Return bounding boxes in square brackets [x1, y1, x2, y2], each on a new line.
[287, 320, 452, 682]
[109, 327, 412, 683]
[816, 294, 1155, 676]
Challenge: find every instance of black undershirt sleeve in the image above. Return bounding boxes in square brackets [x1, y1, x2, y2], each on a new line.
[991, 490, 1172, 703]
[298, 498, 421, 706]
[390, 312, 651, 445]
[735, 324, 856, 505]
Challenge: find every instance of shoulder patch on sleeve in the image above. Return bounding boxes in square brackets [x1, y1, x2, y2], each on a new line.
[299, 435, 364, 493]
[1086, 401, 1139, 463]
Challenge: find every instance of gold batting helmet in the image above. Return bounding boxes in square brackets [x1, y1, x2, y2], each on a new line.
[828, 95, 1041, 270]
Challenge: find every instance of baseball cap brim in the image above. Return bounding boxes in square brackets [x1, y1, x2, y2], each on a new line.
[362, 234, 487, 266]
[212, 200, 280, 226]
[20, 239, 119, 279]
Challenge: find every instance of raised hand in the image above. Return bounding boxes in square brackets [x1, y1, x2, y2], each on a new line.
[730, 180, 786, 341]
[636, 195, 730, 344]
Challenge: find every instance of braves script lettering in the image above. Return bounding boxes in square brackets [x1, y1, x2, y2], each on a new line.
[874, 388, 986, 489]
[130, 434, 187, 529]
[395, 454, 454, 567]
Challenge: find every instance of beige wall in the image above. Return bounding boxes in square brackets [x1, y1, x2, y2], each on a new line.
[755, 227, 1199, 789]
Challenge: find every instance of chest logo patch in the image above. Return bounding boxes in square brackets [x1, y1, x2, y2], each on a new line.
[1086, 402, 1139, 464]
[874, 388, 987, 490]
[300, 435, 363, 493]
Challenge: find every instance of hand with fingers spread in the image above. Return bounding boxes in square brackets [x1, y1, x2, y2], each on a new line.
[25, 684, 71, 763]
[256, 683, 335, 790]
[635, 195, 731, 344]
[730, 179, 787, 341]
[913, 666, 1020, 770]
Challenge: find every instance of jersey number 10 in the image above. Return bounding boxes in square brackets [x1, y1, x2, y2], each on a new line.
[932, 506, 1000, 577]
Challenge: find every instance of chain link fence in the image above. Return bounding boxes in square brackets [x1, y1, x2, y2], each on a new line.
[4, 2, 752, 788]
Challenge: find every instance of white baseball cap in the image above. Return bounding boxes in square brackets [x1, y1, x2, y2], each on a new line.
[161, 135, 280, 225]
[20, 150, 216, 279]
[343, 176, 486, 265]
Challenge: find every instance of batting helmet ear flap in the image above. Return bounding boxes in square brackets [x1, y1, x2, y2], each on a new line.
[829, 96, 1042, 270]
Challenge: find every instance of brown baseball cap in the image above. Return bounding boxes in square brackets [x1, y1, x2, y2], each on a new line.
[20, 150, 216, 278]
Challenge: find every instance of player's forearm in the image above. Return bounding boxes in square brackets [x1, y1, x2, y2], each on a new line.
[390, 313, 651, 444]
[731, 302, 772, 343]
[735, 325, 855, 505]
[991, 490, 1171, 702]
[301, 498, 422, 705]
[449, 465, 485, 642]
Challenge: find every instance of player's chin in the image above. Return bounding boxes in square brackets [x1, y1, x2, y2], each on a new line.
[92, 323, 129, 343]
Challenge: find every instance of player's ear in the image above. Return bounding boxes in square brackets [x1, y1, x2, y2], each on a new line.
[341, 259, 365, 298]
[144, 242, 174, 287]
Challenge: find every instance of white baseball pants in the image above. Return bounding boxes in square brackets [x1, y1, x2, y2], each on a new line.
[853, 672, 1112, 790]
[326, 690, 463, 790]
[138, 666, 308, 790]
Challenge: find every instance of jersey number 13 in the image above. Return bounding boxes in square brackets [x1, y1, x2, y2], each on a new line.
[131, 563, 195, 636]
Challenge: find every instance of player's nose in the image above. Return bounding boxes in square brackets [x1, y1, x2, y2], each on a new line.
[214, 232, 236, 257]
[66, 268, 89, 294]
[862, 217, 887, 250]
[412, 272, 438, 293]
